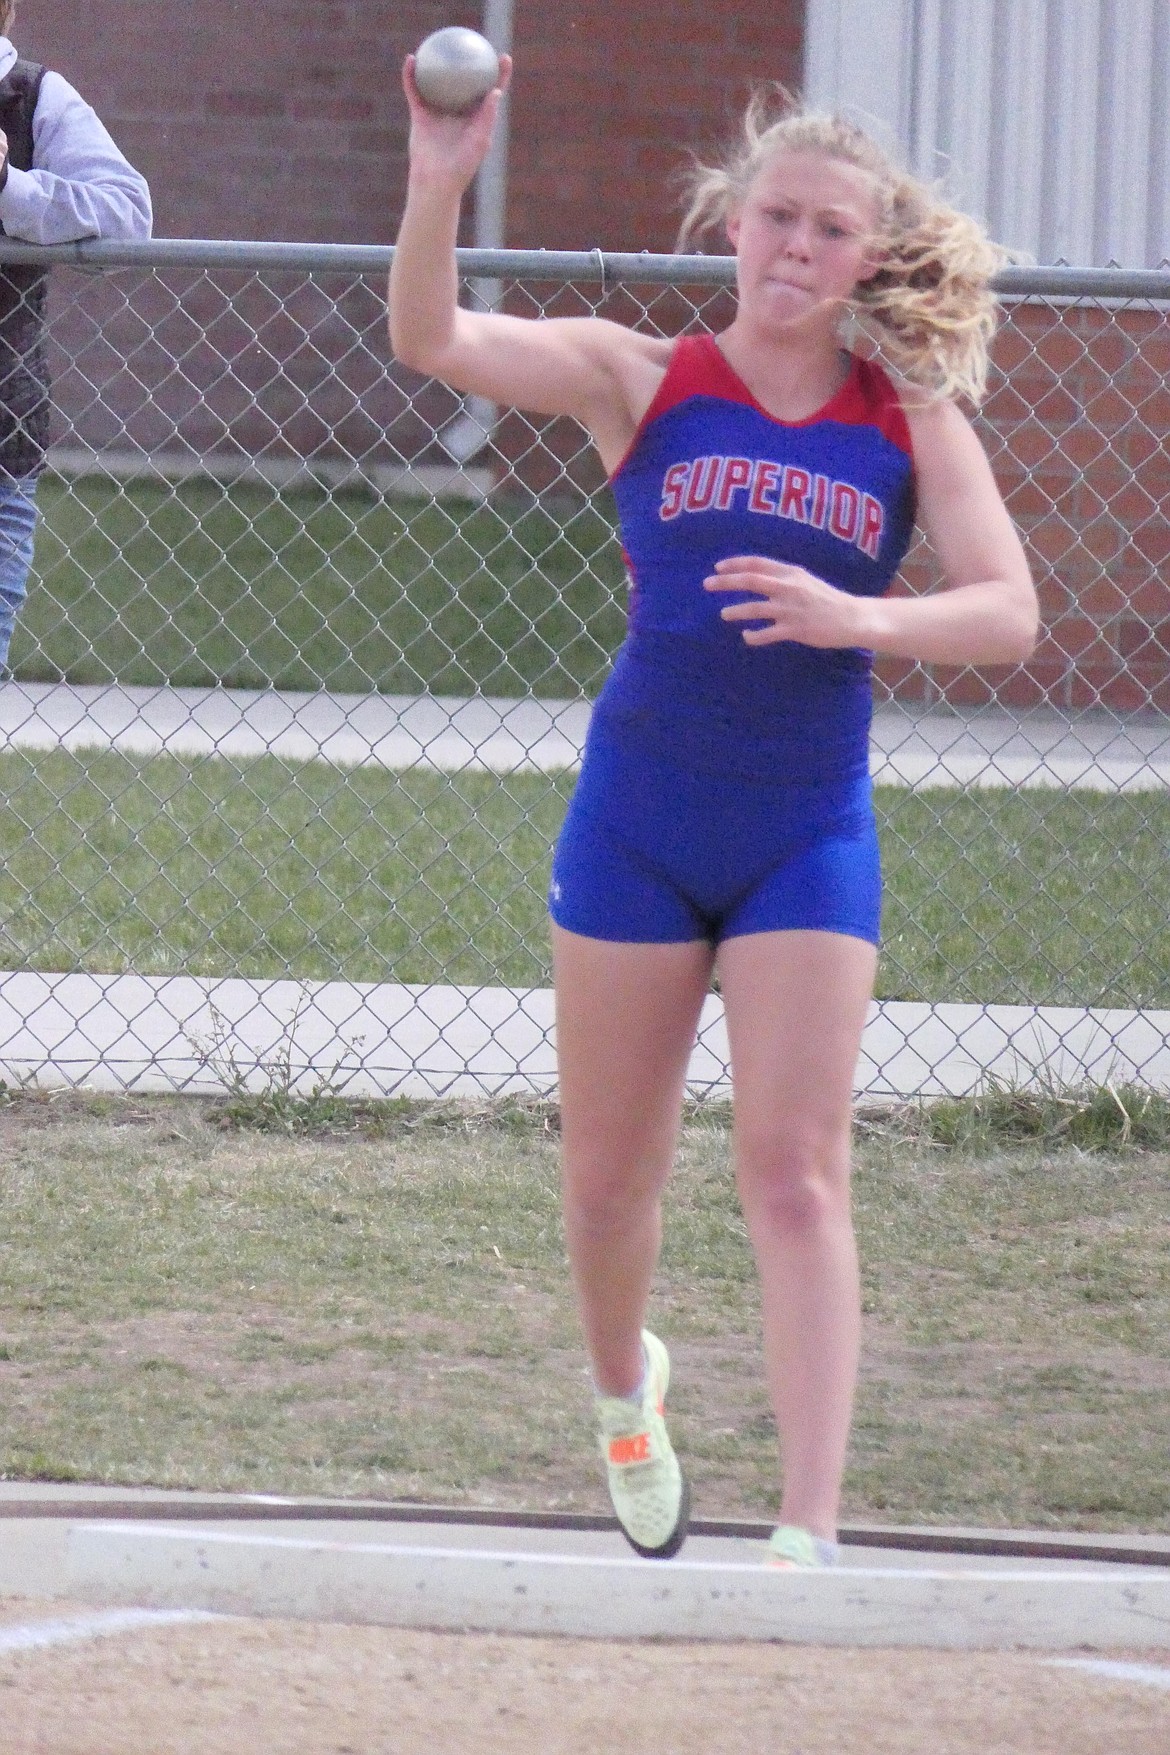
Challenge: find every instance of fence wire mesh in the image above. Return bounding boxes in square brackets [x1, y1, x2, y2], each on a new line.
[0, 241, 1166, 1100]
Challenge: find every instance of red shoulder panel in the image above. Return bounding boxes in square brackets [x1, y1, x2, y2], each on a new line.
[610, 334, 914, 481]
[610, 335, 751, 482]
[637, 333, 754, 428]
[840, 357, 914, 458]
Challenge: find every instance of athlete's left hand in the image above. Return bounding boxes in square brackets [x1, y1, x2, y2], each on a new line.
[704, 555, 872, 648]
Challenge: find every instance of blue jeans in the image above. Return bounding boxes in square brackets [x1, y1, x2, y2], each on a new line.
[0, 476, 38, 670]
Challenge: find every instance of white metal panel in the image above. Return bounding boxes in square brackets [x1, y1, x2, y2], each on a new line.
[802, 0, 843, 106]
[986, 0, 1049, 255]
[906, 0, 944, 178]
[1095, 0, 1156, 266]
[1039, 0, 1101, 263]
[928, 0, 998, 220]
[1149, 0, 1170, 264]
[803, 0, 1170, 265]
[804, 0, 915, 143]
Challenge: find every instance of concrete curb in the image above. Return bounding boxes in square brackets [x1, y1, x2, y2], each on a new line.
[2, 969, 1169, 1099]
[4, 682, 1169, 792]
[64, 1524, 1170, 1648]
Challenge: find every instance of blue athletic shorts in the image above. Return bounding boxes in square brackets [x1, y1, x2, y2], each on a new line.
[548, 733, 882, 947]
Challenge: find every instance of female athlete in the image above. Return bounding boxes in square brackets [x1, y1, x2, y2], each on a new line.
[389, 65, 1038, 1567]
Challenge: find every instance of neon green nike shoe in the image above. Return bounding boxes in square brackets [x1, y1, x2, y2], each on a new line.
[767, 1524, 840, 1569]
[595, 1329, 690, 1559]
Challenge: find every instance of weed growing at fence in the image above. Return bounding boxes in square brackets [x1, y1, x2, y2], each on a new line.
[0, 748, 1167, 1005]
[212, 1079, 1170, 1157]
[922, 1082, 1170, 1153]
[189, 982, 564, 1138]
[0, 1092, 1165, 1528]
[856, 1082, 1170, 1154]
[215, 1086, 560, 1141]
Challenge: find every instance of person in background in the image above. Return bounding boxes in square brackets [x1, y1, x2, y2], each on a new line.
[0, 1, 152, 667]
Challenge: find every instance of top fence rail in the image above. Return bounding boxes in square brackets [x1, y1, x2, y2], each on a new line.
[0, 238, 1167, 300]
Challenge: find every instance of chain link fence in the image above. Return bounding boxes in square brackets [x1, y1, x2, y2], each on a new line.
[0, 239, 1166, 1100]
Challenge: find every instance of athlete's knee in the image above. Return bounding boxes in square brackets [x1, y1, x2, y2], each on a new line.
[562, 1152, 665, 1238]
[734, 1124, 851, 1236]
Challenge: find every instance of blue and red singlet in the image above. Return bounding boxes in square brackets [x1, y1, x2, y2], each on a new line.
[549, 333, 917, 947]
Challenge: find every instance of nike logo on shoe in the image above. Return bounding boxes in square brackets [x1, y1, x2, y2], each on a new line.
[607, 1432, 651, 1466]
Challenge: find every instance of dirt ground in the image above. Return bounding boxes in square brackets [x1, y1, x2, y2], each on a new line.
[2, 1097, 1168, 1529]
[1, 1601, 1167, 1755]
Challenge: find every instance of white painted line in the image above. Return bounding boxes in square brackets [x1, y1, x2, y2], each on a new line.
[1046, 1658, 1170, 1690]
[0, 1607, 224, 1656]
[0, 970, 1166, 1098]
[66, 1524, 1170, 1647]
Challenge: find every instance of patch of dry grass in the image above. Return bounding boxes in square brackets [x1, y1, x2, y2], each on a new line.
[0, 1091, 1166, 1529]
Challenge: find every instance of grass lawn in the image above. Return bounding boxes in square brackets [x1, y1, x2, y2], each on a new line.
[4, 472, 1167, 1004]
[878, 784, 1170, 1007]
[0, 1092, 1166, 1530]
[12, 475, 628, 698]
[0, 747, 1166, 1004]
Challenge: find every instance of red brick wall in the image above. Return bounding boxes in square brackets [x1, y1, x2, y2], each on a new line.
[877, 304, 1170, 715]
[16, 4, 1167, 715]
[15, 0, 803, 246]
[16, 0, 434, 242]
[506, 5, 805, 250]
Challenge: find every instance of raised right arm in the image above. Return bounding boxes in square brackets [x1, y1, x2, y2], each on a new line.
[388, 56, 667, 470]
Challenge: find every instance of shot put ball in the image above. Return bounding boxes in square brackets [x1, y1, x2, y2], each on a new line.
[414, 27, 501, 116]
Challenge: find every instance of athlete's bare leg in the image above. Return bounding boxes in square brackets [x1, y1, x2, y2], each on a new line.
[552, 925, 714, 1396]
[717, 928, 876, 1540]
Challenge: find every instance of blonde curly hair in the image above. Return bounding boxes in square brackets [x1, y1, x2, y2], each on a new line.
[678, 90, 1009, 406]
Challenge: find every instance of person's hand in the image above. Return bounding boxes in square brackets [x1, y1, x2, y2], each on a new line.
[0, 129, 9, 193]
[401, 54, 512, 195]
[704, 555, 875, 648]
